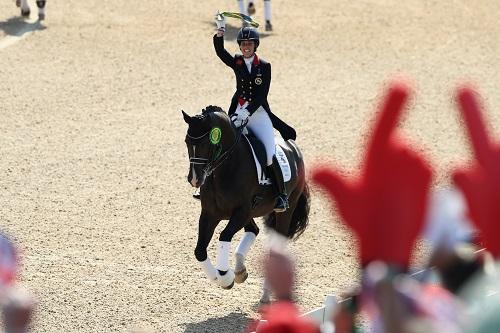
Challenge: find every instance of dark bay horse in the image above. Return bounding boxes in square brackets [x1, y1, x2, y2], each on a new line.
[182, 105, 310, 302]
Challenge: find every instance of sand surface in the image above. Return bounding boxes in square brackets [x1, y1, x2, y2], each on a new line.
[1, 0, 500, 331]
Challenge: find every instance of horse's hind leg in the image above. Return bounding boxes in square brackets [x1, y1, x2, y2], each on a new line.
[36, 0, 46, 20]
[234, 219, 259, 284]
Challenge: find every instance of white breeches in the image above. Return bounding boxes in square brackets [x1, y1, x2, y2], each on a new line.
[237, 104, 275, 166]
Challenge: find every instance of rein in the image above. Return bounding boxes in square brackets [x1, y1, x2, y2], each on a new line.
[187, 117, 246, 178]
[204, 126, 244, 176]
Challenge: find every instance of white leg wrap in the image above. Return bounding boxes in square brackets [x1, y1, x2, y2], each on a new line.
[199, 258, 217, 282]
[237, 0, 247, 16]
[216, 241, 231, 272]
[264, 0, 272, 21]
[235, 232, 256, 258]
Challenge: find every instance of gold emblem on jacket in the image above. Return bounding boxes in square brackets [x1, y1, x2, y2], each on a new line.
[255, 78, 262, 85]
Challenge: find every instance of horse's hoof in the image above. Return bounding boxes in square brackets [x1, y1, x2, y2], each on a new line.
[38, 12, 45, 20]
[21, 9, 30, 17]
[16, 0, 21, 7]
[216, 269, 235, 289]
[222, 280, 234, 290]
[234, 268, 248, 284]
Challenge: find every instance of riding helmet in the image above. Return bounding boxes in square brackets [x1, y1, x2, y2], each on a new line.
[237, 27, 260, 49]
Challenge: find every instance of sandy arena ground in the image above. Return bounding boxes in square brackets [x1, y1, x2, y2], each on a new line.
[1, 0, 500, 331]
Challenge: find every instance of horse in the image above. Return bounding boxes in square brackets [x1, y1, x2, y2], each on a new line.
[182, 105, 310, 303]
[16, 0, 46, 20]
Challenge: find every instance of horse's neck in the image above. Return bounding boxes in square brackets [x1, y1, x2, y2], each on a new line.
[212, 132, 244, 178]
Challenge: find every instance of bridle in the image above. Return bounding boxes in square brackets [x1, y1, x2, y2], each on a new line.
[185, 115, 246, 179]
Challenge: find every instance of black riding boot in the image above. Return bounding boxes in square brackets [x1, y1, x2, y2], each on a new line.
[269, 155, 289, 213]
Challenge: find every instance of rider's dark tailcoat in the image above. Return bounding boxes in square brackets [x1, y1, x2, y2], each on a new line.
[213, 34, 296, 141]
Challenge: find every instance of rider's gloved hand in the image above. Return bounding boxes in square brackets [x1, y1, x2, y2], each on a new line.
[231, 108, 250, 128]
[215, 11, 226, 36]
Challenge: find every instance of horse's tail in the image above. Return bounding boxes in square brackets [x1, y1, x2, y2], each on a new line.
[264, 182, 311, 240]
[288, 182, 311, 239]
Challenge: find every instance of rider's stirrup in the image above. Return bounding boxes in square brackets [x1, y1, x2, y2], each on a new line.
[270, 156, 289, 213]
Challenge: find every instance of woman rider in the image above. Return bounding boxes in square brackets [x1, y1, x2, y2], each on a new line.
[214, 15, 296, 212]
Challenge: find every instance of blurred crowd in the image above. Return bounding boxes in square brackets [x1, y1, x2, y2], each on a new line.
[249, 82, 500, 333]
[0, 232, 34, 333]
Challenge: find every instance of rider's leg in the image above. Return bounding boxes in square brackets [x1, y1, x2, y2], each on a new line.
[264, 0, 272, 31]
[246, 107, 274, 165]
[246, 107, 288, 212]
[269, 155, 288, 212]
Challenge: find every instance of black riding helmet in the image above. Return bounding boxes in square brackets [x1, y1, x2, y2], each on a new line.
[237, 27, 260, 50]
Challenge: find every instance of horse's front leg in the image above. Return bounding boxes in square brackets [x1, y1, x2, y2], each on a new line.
[194, 211, 219, 283]
[215, 208, 251, 289]
[234, 219, 259, 284]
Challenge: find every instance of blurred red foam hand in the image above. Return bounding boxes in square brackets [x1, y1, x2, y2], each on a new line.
[312, 81, 433, 269]
[452, 86, 500, 257]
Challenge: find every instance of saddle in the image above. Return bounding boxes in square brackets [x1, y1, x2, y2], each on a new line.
[243, 129, 292, 185]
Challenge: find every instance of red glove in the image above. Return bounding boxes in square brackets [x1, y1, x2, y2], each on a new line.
[452, 86, 500, 257]
[312, 82, 433, 269]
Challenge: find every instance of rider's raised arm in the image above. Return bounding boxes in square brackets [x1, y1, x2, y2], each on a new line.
[246, 62, 271, 114]
[213, 34, 235, 69]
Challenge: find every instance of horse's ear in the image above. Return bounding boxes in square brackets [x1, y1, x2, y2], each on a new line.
[182, 110, 191, 124]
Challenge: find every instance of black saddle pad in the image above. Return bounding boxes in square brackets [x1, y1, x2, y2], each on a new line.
[244, 129, 267, 172]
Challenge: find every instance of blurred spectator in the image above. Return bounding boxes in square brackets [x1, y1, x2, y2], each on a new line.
[247, 237, 319, 333]
[2, 287, 35, 333]
[0, 232, 35, 333]
[423, 188, 484, 294]
[312, 81, 471, 333]
[236, 0, 273, 31]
